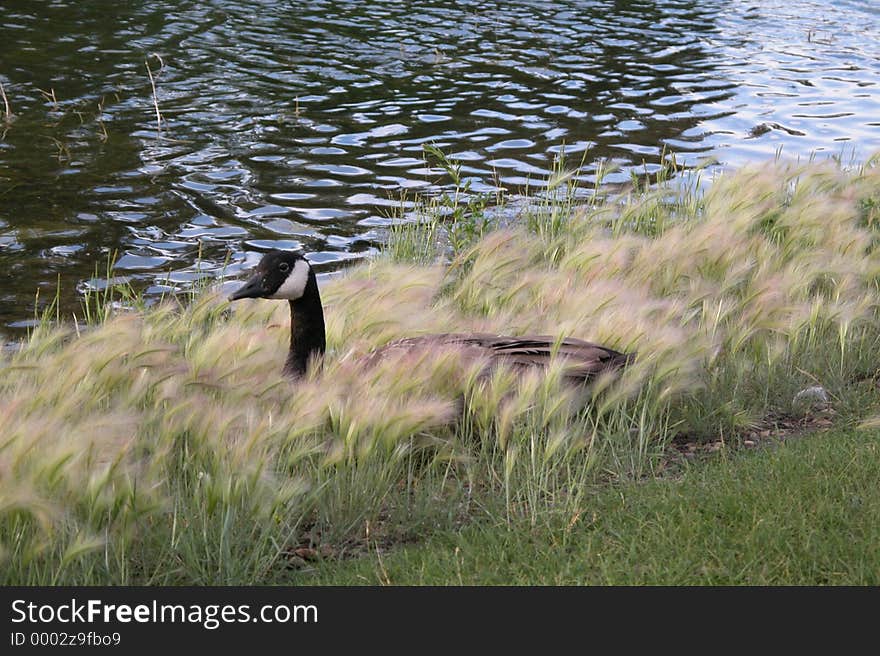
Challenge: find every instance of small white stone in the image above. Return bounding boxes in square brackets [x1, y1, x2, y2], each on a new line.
[793, 385, 829, 407]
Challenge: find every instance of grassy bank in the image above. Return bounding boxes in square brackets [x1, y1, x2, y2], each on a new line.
[1, 153, 879, 584]
[306, 427, 880, 585]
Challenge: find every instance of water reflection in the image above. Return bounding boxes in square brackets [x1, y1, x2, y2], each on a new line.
[0, 0, 878, 332]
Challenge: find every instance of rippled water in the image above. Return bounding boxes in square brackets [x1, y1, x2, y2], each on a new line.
[1, 0, 879, 333]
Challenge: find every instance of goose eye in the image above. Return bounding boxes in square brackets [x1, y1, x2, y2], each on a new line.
[279, 262, 290, 272]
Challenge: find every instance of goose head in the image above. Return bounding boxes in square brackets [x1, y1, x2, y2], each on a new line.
[228, 249, 313, 302]
[229, 249, 326, 378]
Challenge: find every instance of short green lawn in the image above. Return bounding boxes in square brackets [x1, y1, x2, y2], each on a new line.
[305, 428, 880, 585]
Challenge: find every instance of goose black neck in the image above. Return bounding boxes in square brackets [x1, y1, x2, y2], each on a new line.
[284, 270, 326, 378]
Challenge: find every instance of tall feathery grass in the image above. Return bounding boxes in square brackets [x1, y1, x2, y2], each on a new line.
[2, 154, 880, 584]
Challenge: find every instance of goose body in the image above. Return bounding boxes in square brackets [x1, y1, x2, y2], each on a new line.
[229, 250, 633, 381]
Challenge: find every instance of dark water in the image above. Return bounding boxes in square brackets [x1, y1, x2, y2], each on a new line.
[1, 0, 879, 333]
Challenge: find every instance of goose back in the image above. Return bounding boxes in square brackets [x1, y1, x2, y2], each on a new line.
[361, 333, 632, 383]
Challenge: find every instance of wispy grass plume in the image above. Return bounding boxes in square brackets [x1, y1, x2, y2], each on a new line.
[3, 153, 880, 583]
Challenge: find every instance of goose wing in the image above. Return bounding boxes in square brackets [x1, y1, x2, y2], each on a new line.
[448, 334, 632, 378]
[368, 333, 632, 381]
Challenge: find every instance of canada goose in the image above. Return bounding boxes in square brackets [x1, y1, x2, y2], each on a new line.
[229, 249, 633, 380]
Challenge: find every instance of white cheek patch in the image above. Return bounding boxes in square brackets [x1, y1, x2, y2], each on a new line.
[269, 259, 310, 300]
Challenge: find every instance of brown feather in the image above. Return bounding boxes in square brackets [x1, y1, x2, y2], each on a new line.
[363, 333, 633, 384]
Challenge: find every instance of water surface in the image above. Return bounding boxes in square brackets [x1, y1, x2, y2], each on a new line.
[1, 0, 878, 332]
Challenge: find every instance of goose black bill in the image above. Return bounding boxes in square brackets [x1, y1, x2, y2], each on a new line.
[228, 273, 265, 301]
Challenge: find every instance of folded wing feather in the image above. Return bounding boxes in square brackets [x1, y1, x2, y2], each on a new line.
[364, 333, 632, 382]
